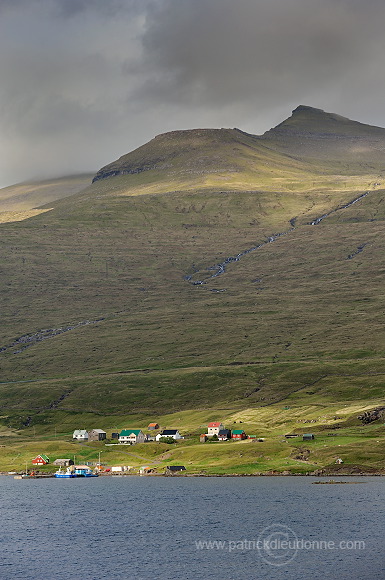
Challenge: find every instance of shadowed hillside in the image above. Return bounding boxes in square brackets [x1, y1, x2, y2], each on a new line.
[262, 105, 385, 173]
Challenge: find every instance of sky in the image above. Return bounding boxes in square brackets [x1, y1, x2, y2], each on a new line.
[2, 0, 385, 187]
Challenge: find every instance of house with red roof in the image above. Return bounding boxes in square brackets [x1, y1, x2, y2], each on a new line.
[207, 422, 225, 437]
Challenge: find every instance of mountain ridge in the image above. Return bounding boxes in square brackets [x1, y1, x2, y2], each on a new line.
[264, 104, 385, 138]
[91, 105, 385, 186]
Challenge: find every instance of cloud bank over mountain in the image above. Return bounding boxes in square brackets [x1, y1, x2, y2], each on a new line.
[1, 0, 385, 186]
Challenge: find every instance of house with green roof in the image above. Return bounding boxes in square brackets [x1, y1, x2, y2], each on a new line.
[231, 429, 247, 440]
[32, 454, 50, 465]
[119, 429, 146, 445]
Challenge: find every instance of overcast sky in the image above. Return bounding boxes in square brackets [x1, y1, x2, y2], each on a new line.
[1, 0, 385, 187]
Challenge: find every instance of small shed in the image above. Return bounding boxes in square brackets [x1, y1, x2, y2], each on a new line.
[285, 434, 299, 439]
[200, 434, 208, 443]
[166, 465, 186, 474]
[53, 459, 73, 466]
[111, 466, 132, 473]
[32, 454, 49, 465]
[111, 432, 120, 440]
[303, 433, 315, 441]
[148, 423, 160, 430]
[88, 429, 107, 442]
[140, 466, 154, 474]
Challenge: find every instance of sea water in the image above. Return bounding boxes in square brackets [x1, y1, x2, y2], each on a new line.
[0, 475, 383, 580]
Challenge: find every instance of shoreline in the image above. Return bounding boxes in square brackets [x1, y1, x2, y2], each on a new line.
[3, 471, 385, 478]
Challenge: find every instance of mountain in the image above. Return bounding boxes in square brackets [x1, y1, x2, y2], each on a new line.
[0, 174, 94, 223]
[92, 105, 385, 188]
[1, 106, 385, 474]
[262, 104, 385, 172]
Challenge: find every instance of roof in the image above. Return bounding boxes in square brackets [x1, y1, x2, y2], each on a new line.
[148, 423, 159, 427]
[120, 429, 143, 436]
[160, 429, 179, 435]
[167, 465, 186, 471]
[35, 454, 49, 461]
[89, 429, 106, 434]
[218, 430, 230, 436]
[73, 430, 88, 436]
[232, 430, 245, 435]
[208, 422, 223, 428]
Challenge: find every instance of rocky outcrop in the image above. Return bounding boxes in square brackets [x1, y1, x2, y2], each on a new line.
[357, 407, 385, 424]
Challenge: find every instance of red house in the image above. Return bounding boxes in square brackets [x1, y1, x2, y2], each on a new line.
[231, 430, 247, 440]
[32, 454, 49, 465]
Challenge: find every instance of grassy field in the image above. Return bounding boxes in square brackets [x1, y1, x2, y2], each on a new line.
[0, 106, 385, 473]
[2, 396, 384, 474]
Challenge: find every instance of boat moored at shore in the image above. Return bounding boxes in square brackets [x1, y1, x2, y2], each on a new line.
[55, 465, 98, 478]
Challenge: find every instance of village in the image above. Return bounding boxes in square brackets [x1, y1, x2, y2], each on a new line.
[25, 421, 323, 477]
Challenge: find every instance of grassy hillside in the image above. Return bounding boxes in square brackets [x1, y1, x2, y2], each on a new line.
[1, 106, 385, 473]
[0, 174, 93, 223]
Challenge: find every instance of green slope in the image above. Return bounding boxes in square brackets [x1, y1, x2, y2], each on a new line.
[1, 106, 385, 473]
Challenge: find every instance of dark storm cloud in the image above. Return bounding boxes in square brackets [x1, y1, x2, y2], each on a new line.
[1, 0, 385, 187]
[137, 0, 385, 111]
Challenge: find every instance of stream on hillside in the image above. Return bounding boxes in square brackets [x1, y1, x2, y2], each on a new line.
[184, 190, 372, 289]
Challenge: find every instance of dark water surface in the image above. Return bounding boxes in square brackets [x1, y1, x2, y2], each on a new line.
[0, 475, 383, 580]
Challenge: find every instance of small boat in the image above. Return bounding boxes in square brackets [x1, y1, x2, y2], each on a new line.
[55, 467, 77, 478]
[74, 467, 98, 478]
[14, 464, 35, 479]
[54, 465, 98, 478]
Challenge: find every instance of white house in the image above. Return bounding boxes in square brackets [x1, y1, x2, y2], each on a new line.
[118, 429, 146, 444]
[73, 429, 89, 441]
[207, 422, 225, 437]
[155, 429, 183, 441]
